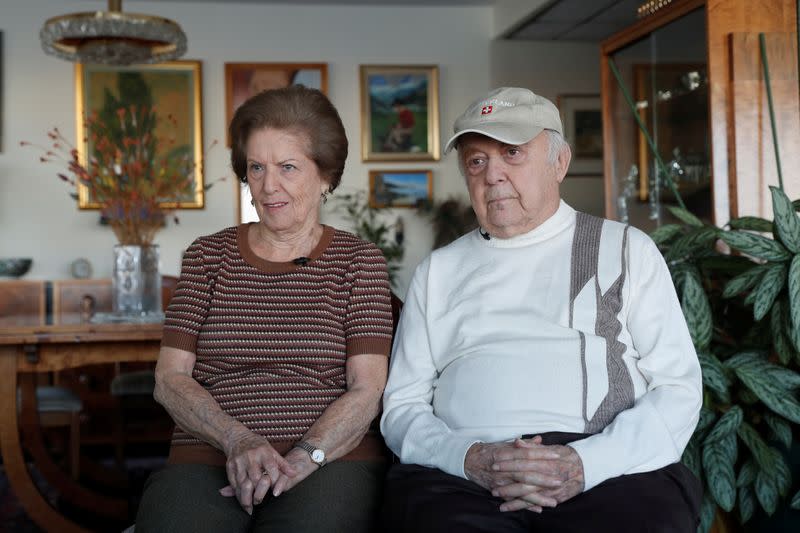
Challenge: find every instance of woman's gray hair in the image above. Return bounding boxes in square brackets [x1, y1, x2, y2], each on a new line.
[456, 129, 570, 176]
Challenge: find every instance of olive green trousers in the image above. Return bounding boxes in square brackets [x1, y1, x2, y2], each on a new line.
[135, 461, 386, 533]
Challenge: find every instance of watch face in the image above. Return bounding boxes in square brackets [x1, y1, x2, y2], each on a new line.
[311, 449, 325, 463]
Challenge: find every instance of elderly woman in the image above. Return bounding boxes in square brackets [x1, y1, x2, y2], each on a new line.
[135, 85, 394, 532]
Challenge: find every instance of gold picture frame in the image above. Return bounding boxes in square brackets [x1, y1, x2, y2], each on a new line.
[360, 65, 440, 162]
[75, 60, 204, 209]
[368, 169, 433, 208]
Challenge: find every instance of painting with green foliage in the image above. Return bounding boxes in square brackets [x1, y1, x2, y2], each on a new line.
[76, 61, 203, 208]
[360, 65, 439, 162]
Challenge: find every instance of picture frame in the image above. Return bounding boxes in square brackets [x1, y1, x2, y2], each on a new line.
[360, 65, 440, 162]
[368, 169, 433, 208]
[226, 63, 328, 223]
[225, 62, 328, 147]
[75, 60, 204, 209]
[557, 94, 603, 176]
[0, 31, 4, 153]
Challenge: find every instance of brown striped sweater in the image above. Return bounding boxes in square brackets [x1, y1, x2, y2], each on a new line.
[162, 224, 393, 465]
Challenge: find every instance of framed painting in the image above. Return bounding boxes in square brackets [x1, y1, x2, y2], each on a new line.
[226, 62, 328, 223]
[75, 60, 204, 209]
[368, 169, 433, 208]
[360, 65, 440, 162]
[0, 31, 3, 152]
[225, 62, 328, 146]
[557, 94, 603, 176]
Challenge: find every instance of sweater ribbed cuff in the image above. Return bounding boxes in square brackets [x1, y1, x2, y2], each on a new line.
[347, 336, 392, 358]
[439, 435, 482, 479]
[161, 328, 198, 353]
[567, 437, 616, 492]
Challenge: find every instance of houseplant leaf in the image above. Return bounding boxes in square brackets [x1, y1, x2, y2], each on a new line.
[704, 406, 742, 444]
[764, 412, 792, 448]
[679, 268, 713, 349]
[729, 216, 773, 233]
[755, 471, 778, 515]
[702, 434, 737, 511]
[739, 422, 770, 465]
[696, 407, 717, 438]
[650, 223, 684, 245]
[789, 254, 800, 348]
[699, 495, 716, 533]
[719, 230, 791, 262]
[771, 300, 795, 365]
[736, 459, 757, 487]
[770, 186, 800, 253]
[665, 226, 718, 262]
[722, 264, 768, 299]
[682, 438, 701, 478]
[733, 366, 800, 423]
[698, 352, 731, 403]
[667, 205, 704, 227]
[738, 486, 756, 523]
[791, 489, 800, 510]
[726, 351, 800, 389]
[752, 263, 787, 321]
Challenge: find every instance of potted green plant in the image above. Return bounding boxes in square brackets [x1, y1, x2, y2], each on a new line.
[334, 190, 405, 289]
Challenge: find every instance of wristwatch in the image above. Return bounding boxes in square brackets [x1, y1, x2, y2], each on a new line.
[294, 440, 327, 467]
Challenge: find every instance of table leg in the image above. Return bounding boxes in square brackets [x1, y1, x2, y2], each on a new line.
[0, 346, 88, 533]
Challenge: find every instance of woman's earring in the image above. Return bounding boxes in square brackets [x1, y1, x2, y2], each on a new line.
[321, 192, 329, 204]
[250, 198, 255, 206]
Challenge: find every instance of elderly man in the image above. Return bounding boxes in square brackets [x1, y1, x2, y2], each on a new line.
[380, 87, 702, 532]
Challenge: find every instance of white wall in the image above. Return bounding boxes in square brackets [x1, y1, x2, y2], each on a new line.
[0, 0, 492, 297]
[491, 39, 604, 216]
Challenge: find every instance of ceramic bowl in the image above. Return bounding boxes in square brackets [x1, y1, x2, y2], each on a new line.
[0, 258, 33, 277]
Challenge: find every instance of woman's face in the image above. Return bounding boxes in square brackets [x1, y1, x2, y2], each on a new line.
[245, 127, 328, 235]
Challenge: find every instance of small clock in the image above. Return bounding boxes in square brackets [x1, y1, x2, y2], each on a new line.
[70, 258, 93, 279]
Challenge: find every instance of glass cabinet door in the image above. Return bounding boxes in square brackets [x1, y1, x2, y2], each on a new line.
[602, 5, 711, 232]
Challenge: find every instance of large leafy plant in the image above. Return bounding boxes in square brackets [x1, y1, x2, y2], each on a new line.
[652, 194, 800, 531]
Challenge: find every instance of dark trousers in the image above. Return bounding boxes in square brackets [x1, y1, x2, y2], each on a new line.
[381, 432, 702, 533]
[136, 461, 386, 533]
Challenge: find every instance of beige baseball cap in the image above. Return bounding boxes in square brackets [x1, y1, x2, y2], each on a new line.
[443, 87, 563, 154]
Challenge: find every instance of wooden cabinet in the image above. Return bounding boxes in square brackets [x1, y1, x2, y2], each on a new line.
[601, 0, 799, 230]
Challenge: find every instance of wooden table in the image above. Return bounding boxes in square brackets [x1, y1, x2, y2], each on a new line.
[0, 323, 163, 533]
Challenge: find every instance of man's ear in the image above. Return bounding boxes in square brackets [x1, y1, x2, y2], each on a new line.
[555, 144, 572, 183]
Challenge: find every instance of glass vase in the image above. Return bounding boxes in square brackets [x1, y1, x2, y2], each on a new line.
[112, 244, 162, 317]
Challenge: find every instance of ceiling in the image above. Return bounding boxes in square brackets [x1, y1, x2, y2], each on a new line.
[121, 0, 643, 42]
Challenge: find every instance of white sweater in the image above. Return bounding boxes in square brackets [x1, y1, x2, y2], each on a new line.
[381, 201, 702, 491]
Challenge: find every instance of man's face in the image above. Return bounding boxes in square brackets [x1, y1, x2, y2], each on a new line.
[459, 132, 568, 239]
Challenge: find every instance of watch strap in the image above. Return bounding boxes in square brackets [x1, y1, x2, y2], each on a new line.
[294, 440, 327, 466]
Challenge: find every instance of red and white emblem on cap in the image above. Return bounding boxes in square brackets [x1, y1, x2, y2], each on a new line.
[481, 105, 493, 115]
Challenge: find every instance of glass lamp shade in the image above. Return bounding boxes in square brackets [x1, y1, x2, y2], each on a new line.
[40, 2, 186, 65]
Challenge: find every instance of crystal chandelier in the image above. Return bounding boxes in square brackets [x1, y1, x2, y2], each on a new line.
[40, 0, 187, 65]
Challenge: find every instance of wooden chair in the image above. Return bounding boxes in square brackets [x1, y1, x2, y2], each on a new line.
[52, 278, 112, 325]
[0, 280, 84, 479]
[0, 280, 45, 327]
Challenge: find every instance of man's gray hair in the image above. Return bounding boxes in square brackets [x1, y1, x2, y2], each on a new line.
[545, 130, 570, 165]
[456, 129, 571, 176]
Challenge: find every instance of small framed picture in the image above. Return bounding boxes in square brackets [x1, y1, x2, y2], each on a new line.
[226, 62, 327, 223]
[557, 94, 603, 176]
[368, 169, 433, 208]
[360, 65, 440, 162]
